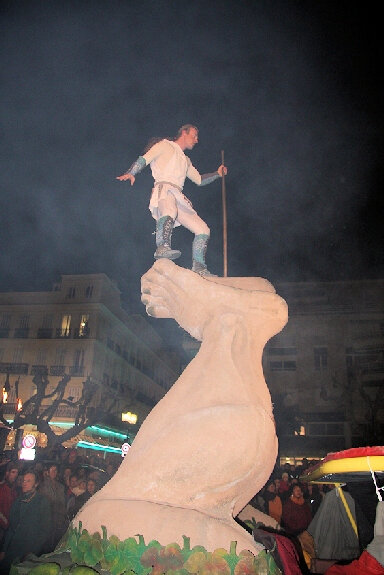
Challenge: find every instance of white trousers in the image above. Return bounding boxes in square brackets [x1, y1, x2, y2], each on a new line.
[150, 184, 209, 236]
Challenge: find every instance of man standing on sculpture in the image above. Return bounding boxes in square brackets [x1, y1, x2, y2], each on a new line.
[117, 125, 227, 276]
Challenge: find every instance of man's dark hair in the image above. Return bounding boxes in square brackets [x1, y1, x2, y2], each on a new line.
[143, 124, 198, 154]
[174, 124, 198, 139]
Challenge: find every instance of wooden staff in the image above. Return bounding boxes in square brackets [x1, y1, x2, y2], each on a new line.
[221, 150, 228, 277]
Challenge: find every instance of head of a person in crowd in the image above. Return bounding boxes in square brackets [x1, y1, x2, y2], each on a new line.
[78, 479, 86, 492]
[68, 449, 78, 464]
[106, 463, 115, 476]
[46, 464, 59, 481]
[77, 467, 86, 480]
[265, 480, 276, 494]
[88, 470, 100, 483]
[63, 467, 72, 486]
[281, 472, 290, 483]
[308, 484, 320, 496]
[274, 478, 280, 490]
[291, 484, 304, 501]
[69, 474, 78, 491]
[5, 462, 18, 485]
[86, 479, 97, 496]
[21, 471, 38, 495]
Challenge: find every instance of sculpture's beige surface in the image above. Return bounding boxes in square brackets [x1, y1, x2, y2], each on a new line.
[76, 260, 288, 553]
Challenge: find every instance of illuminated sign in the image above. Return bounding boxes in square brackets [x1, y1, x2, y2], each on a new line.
[19, 447, 36, 461]
[22, 434, 36, 449]
[121, 412, 137, 424]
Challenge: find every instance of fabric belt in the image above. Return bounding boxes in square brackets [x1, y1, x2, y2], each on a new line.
[154, 181, 182, 192]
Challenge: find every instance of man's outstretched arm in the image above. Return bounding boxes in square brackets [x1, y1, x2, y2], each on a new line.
[116, 156, 146, 185]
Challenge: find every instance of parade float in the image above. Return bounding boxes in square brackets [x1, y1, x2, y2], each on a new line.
[13, 260, 289, 574]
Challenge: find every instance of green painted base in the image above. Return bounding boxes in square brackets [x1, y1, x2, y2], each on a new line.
[12, 524, 281, 575]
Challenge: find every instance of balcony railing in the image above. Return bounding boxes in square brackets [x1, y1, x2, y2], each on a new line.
[69, 365, 84, 377]
[73, 327, 90, 339]
[56, 328, 72, 338]
[53, 405, 78, 417]
[13, 328, 30, 338]
[49, 365, 66, 376]
[37, 328, 53, 339]
[0, 362, 29, 374]
[54, 327, 91, 339]
[31, 365, 48, 376]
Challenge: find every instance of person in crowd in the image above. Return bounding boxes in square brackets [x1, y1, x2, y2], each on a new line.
[39, 463, 67, 551]
[0, 471, 51, 573]
[66, 449, 82, 471]
[105, 462, 116, 479]
[263, 479, 283, 524]
[323, 500, 384, 575]
[281, 484, 312, 537]
[307, 485, 361, 562]
[72, 478, 86, 497]
[68, 478, 98, 521]
[278, 471, 292, 502]
[306, 483, 324, 517]
[64, 473, 79, 520]
[0, 464, 19, 545]
[249, 489, 265, 513]
[60, 466, 72, 488]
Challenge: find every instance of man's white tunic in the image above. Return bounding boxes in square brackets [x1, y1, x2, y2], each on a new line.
[143, 139, 202, 188]
[143, 139, 202, 225]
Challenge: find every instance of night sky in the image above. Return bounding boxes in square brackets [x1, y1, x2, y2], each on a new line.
[1, 0, 382, 315]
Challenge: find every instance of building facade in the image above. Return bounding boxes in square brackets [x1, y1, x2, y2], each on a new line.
[0, 273, 181, 448]
[265, 279, 384, 459]
[183, 279, 384, 460]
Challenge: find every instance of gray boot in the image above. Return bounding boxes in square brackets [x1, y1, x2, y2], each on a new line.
[154, 216, 181, 260]
[192, 234, 216, 276]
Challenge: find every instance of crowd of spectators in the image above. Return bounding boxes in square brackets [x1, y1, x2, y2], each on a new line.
[248, 459, 328, 536]
[0, 453, 381, 574]
[0, 447, 121, 574]
[244, 460, 383, 574]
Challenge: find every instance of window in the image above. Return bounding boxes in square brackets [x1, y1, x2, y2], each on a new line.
[268, 347, 297, 356]
[13, 315, 30, 338]
[60, 315, 71, 337]
[327, 423, 344, 436]
[71, 349, 84, 376]
[19, 315, 30, 329]
[0, 314, 11, 329]
[42, 314, 53, 329]
[66, 287, 76, 299]
[314, 347, 328, 370]
[85, 285, 93, 298]
[12, 347, 24, 364]
[73, 349, 84, 367]
[35, 349, 47, 364]
[67, 386, 81, 401]
[78, 315, 90, 337]
[54, 347, 66, 366]
[308, 423, 326, 436]
[270, 360, 297, 371]
[268, 347, 297, 370]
